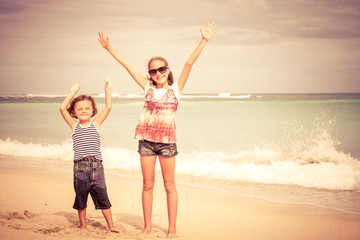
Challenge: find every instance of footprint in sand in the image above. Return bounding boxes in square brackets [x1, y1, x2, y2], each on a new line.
[0, 210, 169, 239]
[24, 210, 37, 218]
[0, 211, 25, 220]
[0, 210, 65, 235]
[37, 226, 64, 234]
[0, 210, 37, 220]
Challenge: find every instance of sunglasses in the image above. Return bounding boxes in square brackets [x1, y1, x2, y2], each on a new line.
[148, 66, 168, 77]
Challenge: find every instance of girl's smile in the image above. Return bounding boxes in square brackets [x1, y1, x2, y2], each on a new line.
[149, 60, 170, 89]
[154, 73, 167, 84]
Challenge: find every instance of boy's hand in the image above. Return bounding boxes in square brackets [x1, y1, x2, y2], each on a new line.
[105, 77, 112, 89]
[69, 83, 80, 93]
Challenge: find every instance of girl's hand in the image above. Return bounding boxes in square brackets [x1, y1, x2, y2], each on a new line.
[105, 77, 112, 89]
[200, 21, 218, 41]
[69, 83, 80, 93]
[98, 31, 110, 49]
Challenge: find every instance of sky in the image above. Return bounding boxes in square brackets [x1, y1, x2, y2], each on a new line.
[0, 0, 360, 95]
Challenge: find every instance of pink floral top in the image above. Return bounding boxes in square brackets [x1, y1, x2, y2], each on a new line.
[135, 81, 180, 143]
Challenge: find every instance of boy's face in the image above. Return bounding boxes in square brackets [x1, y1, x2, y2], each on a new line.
[73, 100, 93, 122]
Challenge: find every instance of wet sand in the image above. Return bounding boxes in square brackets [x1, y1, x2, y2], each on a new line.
[0, 155, 359, 240]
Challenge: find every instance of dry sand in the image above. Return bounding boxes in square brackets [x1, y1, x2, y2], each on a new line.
[0, 155, 359, 240]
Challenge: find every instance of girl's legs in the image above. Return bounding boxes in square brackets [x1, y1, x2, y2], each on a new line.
[159, 156, 178, 235]
[140, 155, 157, 233]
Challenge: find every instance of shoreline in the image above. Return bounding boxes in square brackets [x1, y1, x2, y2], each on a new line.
[1, 154, 360, 215]
[0, 156, 360, 239]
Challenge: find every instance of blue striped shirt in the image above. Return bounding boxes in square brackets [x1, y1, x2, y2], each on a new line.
[72, 121, 102, 161]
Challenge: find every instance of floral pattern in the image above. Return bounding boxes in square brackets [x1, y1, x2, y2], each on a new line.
[135, 86, 179, 143]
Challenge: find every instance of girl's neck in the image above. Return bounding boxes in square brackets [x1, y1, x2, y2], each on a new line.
[155, 82, 169, 89]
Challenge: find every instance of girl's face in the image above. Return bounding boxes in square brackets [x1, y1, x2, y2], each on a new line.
[149, 60, 170, 88]
[73, 100, 93, 123]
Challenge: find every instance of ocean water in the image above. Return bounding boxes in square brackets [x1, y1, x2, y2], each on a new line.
[1, 93, 360, 214]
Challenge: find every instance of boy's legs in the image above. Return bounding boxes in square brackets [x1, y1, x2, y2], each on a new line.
[78, 208, 87, 229]
[90, 161, 117, 231]
[73, 161, 91, 229]
[102, 208, 119, 232]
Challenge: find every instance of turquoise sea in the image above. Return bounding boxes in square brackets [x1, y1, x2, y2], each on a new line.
[0, 93, 359, 214]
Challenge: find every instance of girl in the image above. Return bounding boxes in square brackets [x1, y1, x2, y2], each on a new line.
[98, 22, 217, 236]
[59, 79, 118, 232]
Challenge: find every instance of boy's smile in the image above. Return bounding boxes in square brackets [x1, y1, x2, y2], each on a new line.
[73, 100, 93, 124]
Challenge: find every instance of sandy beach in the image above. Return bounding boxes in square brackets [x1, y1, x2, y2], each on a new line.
[0, 155, 359, 240]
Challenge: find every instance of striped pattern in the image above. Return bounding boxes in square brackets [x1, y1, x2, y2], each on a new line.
[72, 122, 102, 161]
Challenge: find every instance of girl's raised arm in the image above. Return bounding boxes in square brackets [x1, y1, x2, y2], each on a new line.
[59, 83, 79, 131]
[177, 21, 218, 93]
[94, 78, 112, 128]
[98, 31, 147, 90]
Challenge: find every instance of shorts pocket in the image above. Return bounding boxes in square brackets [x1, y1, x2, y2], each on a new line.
[138, 140, 156, 155]
[74, 161, 87, 173]
[169, 144, 177, 156]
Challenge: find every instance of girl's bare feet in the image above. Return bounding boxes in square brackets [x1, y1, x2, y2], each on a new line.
[110, 227, 120, 233]
[167, 227, 178, 238]
[167, 232, 179, 238]
[142, 226, 151, 234]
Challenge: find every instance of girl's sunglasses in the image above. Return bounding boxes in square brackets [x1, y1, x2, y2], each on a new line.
[148, 66, 168, 77]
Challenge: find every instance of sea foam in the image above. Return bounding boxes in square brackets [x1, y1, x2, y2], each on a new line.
[1, 133, 359, 191]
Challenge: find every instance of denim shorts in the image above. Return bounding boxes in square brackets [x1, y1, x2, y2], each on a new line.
[73, 156, 112, 210]
[138, 140, 178, 157]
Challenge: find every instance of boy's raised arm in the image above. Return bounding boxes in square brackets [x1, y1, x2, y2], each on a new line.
[60, 83, 80, 130]
[94, 78, 112, 128]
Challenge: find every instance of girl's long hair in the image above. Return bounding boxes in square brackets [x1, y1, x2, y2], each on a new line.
[67, 95, 98, 119]
[147, 56, 174, 86]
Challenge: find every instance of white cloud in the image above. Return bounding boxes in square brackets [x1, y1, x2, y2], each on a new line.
[0, 0, 359, 94]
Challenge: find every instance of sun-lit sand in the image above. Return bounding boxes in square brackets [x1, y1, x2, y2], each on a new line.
[0, 155, 359, 240]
